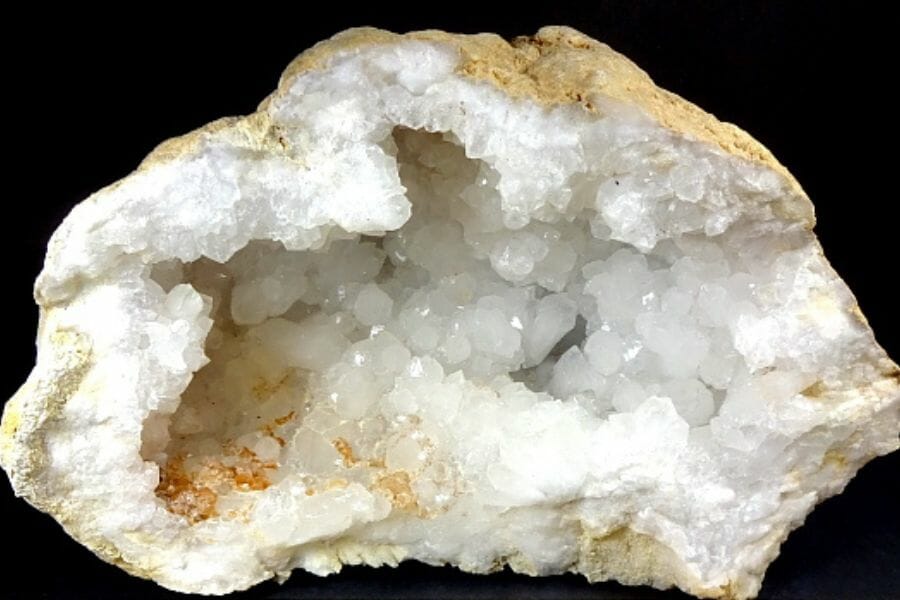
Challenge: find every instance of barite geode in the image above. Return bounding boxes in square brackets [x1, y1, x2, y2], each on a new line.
[1, 27, 898, 599]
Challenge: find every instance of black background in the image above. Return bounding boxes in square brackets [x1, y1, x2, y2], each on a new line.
[3, 4, 898, 599]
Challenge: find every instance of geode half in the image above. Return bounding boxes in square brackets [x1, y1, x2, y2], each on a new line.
[2, 27, 898, 599]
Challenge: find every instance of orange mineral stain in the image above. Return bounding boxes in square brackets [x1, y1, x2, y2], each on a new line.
[156, 446, 279, 523]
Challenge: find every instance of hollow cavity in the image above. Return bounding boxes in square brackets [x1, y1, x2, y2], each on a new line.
[141, 127, 816, 523]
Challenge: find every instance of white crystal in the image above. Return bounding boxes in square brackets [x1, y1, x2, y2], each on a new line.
[2, 26, 897, 600]
[352, 283, 394, 326]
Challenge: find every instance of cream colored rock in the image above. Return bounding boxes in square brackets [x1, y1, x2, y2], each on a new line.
[2, 27, 898, 600]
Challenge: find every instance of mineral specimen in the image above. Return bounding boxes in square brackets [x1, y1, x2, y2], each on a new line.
[1, 27, 898, 599]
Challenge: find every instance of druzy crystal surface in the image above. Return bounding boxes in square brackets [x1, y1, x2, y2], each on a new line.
[2, 27, 897, 599]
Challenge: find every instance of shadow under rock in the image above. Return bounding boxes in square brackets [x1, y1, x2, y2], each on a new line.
[233, 562, 691, 600]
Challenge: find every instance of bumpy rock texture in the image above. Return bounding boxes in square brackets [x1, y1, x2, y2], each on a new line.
[2, 27, 898, 599]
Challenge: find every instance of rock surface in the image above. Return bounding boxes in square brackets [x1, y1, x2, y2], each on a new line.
[1, 27, 898, 599]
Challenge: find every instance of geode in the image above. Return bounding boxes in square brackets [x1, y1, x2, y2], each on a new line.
[1, 27, 897, 599]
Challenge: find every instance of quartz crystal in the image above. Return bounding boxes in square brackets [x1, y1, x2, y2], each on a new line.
[2, 27, 898, 599]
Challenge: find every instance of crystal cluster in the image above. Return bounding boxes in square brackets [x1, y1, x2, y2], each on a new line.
[2, 27, 897, 600]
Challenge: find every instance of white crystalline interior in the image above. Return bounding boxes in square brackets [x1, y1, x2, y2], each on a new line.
[33, 40, 896, 595]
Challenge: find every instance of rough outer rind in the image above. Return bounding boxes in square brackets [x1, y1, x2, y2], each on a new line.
[2, 27, 898, 599]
